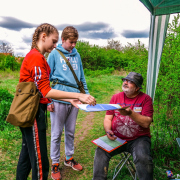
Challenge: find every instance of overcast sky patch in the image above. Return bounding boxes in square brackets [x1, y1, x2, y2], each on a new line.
[22, 36, 33, 44]
[0, 39, 11, 44]
[80, 31, 117, 39]
[56, 22, 110, 32]
[0, 16, 37, 31]
[121, 30, 149, 38]
[0, 0, 155, 57]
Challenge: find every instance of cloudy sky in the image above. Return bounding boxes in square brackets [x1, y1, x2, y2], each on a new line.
[0, 0, 176, 56]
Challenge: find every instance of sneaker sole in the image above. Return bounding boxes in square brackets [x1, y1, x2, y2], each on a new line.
[51, 175, 61, 180]
[64, 161, 82, 171]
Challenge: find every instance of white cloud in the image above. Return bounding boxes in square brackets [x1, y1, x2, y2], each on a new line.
[0, 0, 177, 56]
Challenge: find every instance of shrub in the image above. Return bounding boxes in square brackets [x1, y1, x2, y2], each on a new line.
[0, 88, 14, 131]
[0, 54, 21, 71]
[76, 41, 128, 71]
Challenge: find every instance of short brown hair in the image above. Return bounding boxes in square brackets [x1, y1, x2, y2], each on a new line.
[31, 23, 59, 51]
[61, 26, 78, 40]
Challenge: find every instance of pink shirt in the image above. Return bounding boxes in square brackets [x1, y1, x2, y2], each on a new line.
[106, 91, 153, 141]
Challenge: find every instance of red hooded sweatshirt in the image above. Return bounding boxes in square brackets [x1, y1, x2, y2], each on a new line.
[19, 48, 51, 104]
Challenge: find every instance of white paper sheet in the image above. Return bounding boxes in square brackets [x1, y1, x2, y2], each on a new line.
[77, 104, 124, 112]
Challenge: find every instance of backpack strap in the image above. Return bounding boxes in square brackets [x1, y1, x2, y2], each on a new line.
[56, 49, 85, 94]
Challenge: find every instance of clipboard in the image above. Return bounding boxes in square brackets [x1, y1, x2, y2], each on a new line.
[91, 135, 127, 153]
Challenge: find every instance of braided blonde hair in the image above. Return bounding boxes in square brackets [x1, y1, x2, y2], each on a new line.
[31, 23, 59, 52]
[61, 26, 78, 40]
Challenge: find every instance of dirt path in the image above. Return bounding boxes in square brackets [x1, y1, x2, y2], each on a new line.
[48, 112, 95, 180]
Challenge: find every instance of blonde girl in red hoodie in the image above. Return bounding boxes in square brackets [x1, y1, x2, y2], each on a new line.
[16, 23, 96, 180]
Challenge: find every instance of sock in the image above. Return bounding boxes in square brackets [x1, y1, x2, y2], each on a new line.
[66, 155, 72, 160]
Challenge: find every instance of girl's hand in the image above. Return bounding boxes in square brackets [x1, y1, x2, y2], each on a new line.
[47, 103, 54, 112]
[69, 99, 82, 108]
[78, 94, 96, 106]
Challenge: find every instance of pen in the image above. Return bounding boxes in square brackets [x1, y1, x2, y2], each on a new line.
[106, 131, 113, 137]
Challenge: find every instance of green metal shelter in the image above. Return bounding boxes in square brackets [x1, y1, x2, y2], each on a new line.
[139, 0, 180, 102]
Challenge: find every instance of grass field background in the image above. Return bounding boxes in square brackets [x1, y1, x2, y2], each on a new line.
[1, 71, 137, 180]
[1, 70, 180, 180]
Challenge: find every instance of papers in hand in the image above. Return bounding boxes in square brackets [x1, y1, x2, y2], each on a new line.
[92, 135, 127, 153]
[77, 104, 129, 112]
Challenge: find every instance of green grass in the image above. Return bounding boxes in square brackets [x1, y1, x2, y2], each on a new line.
[0, 70, 19, 94]
[0, 71, 179, 180]
[0, 73, 130, 180]
[0, 71, 21, 180]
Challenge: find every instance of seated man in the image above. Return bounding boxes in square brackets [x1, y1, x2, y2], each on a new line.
[92, 72, 154, 180]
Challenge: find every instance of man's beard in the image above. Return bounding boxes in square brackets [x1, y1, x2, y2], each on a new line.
[122, 85, 136, 95]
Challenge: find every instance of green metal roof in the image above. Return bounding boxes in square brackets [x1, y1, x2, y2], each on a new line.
[140, 0, 180, 15]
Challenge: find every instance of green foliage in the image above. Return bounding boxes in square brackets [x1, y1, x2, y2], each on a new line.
[0, 54, 21, 71]
[0, 14, 180, 179]
[76, 41, 129, 71]
[76, 40, 148, 90]
[75, 15, 180, 178]
[149, 14, 180, 178]
[0, 88, 13, 102]
[0, 88, 14, 131]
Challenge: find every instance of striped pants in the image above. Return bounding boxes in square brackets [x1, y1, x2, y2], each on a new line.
[16, 104, 49, 180]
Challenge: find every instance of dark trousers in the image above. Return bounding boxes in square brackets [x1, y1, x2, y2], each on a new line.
[93, 136, 153, 180]
[16, 104, 49, 180]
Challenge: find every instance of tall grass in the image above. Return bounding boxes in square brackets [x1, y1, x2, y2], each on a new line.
[1, 69, 179, 179]
[0, 71, 132, 180]
[1, 69, 180, 179]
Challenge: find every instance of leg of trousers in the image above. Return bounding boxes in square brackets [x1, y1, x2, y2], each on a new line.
[128, 136, 153, 180]
[16, 104, 49, 180]
[50, 102, 78, 164]
[92, 136, 153, 180]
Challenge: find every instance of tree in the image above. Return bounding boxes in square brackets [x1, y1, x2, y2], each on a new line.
[0, 42, 14, 55]
[106, 39, 123, 51]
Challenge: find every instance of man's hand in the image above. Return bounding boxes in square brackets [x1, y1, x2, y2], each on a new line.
[106, 130, 117, 141]
[47, 103, 54, 112]
[118, 107, 152, 128]
[69, 99, 82, 108]
[118, 107, 132, 116]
